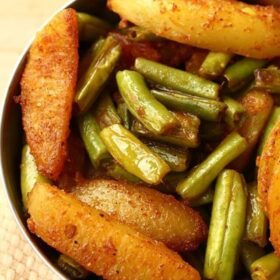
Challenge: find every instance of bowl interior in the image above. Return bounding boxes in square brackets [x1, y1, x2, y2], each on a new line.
[0, 0, 118, 278]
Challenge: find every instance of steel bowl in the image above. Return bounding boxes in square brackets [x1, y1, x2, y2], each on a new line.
[0, 0, 117, 278]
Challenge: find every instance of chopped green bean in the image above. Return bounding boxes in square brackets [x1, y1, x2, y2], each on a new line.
[190, 188, 214, 207]
[224, 58, 267, 90]
[117, 102, 131, 130]
[204, 170, 247, 280]
[176, 132, 247, 200]
[241, 241, 265, 274]
[258, 107, 280, 155]
[120, 26, 158, 41]
[245, 182, 268, 247]
[132, 112, 200, 148]
[199, 52, 233, 79]
[185, 49, 208, 75]
[78, 112, 109, 168]
[116, 70, 178, 134]
[159, 172, 186, 194]
[223, 96, 245, 129]
[75, 36, 121, 113]
[151, 89, 226, 122]
[20, 145, 50, 209]
[77, 12, 111, 42]
[255, 66, 280, 94]
[100, 124, 170, 184]
[57, 254, 89, 279]
[135, 57, 220, 99]
[251, 253, 280, 280]
[94, 93, 121, 129]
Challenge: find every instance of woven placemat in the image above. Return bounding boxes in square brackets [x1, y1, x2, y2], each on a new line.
[0, 185, 60, 280]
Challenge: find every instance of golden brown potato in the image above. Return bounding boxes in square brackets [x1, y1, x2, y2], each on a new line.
[20, 9, 79, 180]
[258, 121, 280, 214]
[72, 179, 207, 252]
[108, 0, 280, 59]
[27, 183, 200, 280]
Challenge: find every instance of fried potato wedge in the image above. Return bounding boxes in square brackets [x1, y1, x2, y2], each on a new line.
[72, 179, 207, 252]
[108, 0, 280, 59]
[27, 183, 200, 280]
[20, 9, 79, 180]
[258, 121, 280, 213]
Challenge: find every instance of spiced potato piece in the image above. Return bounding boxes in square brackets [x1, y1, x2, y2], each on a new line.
[72, 179, 207, 252]
[108, 0, 280, 59]
[27, 183, 200, 280]
[20, 8, 79, 180]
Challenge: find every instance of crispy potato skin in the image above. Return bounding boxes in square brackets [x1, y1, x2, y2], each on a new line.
[258, 121, 280, 214]
[27, 183, 200, 280]
[108, 0, 280, 59]
[20, 9, 79, 180]
[72, 179, 207, 252]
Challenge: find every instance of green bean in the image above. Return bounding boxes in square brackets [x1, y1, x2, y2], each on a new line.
[251, 253, 280, 280]
[20, 145, 50, 209]
[230, 89, 274, 171]
[160, 172, 186, 194]
[223, 96, 245, 129]
[78, 112, 109, 168]
[190, 188, 214, 207]
[199, 52, 233, 79]
[100, 124, 170, 184]
[75, 36, 121, 113]
[241, 241, 265, 274]
[185, 49, 208, 75]
[132, 112, 200, 148]
[104, 161, 142, 184]
[77, 12, 111, 42]
[245, 182, 268, 247]
[135, 58, 220, 99]
[78, 37, 105, 78]
[120, 26, 158, 41]
[94, 93, 121, 129]
[258, 107, 280, 155]
[117, 102, 131, 130]
[255, 66, 280, 94]
[57, 254, 89, 279]
[151, 89, 226, 122]
[224, 58, 267, 89]
[176, 132, 247, 200]
[116, 70, 178, 134]
[144, 141, 189, 172]
[204, 170, 247, 280]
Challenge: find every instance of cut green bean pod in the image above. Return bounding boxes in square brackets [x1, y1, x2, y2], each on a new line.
[117, 102, 131, 130]
[176, 132, 247, 200]
[75, 36, 121, 113]
[223, 96, 245, 129]
[135, 57, 220, 99]
[251, 253, 280, 280]
[78, 112, 109, 168]
[241, 241, 266, 274]
[224, 58, 267, 90]
[159, 172, 186, 194]
[204, 170, 247, 280]
[77, 12, 111, 42]
[199, 52, 233, 79]
[57, 254, 89, 279]
[20, 145, 50, 209]
[255, 67, 280, 94]
[120, 26, 158, 41]
[78, 37, 105, 78]
[116, 70, 178, 134]
[258, 107, 280, 155]
[100, 124, 170, 184]
[132, 112, 200, 148]
[190, 188, 214, 207]
[185, 50, 208, 75]
[94, 93, 121, 129]
[144, 141, 189, 172]
[151, 89, 226, 122]
[245, 182, 268, 247]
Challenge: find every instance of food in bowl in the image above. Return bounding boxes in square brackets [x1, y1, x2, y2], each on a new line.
[12, 0, 280, 279]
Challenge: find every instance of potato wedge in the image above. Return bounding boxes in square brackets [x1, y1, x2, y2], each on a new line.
[20, 9, 79, 180]
[27, 183, 200, 280]
[72, 179, 207, 252]
[108, 0, 280, 59]
[258, 121, 280, 213]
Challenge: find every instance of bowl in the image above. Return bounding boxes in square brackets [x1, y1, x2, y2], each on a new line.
[0, 0, 116, 278]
